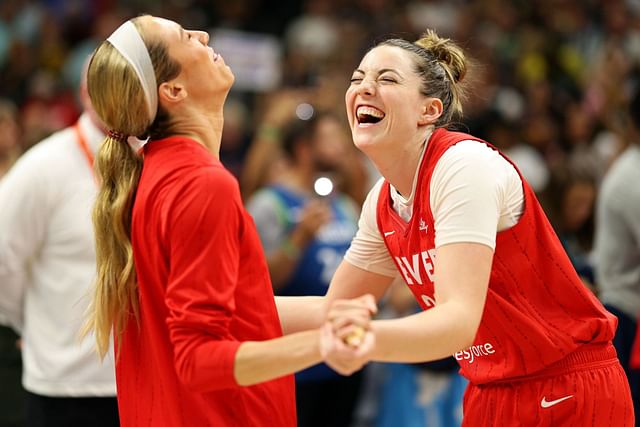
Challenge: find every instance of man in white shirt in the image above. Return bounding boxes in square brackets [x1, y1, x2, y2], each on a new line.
[0, 65, 118, 427]
[594, 88, 640, 425]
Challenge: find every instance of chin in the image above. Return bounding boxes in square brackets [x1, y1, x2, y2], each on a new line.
[218, 74, 234, 94]
[352, 135, 375, 152]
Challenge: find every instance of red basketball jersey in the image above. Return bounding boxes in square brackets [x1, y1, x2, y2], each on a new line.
[376, 128, 617, 384]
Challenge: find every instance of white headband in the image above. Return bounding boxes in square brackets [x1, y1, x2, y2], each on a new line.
[107, 21, 158, 124]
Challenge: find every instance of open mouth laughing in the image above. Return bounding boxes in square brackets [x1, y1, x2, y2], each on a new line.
[356, 105, 385, 125]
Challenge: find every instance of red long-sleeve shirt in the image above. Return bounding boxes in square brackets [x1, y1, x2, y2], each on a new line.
[117, 136, 296, 426]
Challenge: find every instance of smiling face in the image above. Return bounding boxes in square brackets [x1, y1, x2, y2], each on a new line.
[345, 45, 438, 153]
[143, 16, 234, 106]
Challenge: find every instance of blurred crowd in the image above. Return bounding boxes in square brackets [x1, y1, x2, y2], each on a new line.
[2, 0, 640, 426]
[2, 0, 640, 261]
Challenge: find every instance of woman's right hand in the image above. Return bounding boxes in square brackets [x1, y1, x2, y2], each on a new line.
[319, 321, 375, 375]
[319, 294, 377, 375]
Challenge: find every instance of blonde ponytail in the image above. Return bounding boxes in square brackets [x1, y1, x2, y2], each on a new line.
[83, 16, 181, 358]
[90, 136, 142, 357]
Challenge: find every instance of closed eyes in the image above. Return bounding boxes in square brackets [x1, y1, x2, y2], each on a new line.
[349, 76, 398, 84]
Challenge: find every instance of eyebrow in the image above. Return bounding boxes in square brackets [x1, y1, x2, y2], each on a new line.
[353, 68, 402, 77]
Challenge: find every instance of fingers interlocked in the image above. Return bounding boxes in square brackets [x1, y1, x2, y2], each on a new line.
[319, 294, 377, 375]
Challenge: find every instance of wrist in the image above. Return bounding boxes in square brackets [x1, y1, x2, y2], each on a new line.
[280, 238, 301, 260]
[257, 125, 281, 142]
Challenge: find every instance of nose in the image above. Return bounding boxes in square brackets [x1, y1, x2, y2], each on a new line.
[357, 77, 376, 96]
[195, 30, 209, 45]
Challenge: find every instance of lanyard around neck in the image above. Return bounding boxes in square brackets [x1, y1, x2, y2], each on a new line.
[73, 122, 96, 180]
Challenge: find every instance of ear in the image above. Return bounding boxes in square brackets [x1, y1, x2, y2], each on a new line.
[418, 97, 443, 126]
[158, 80, 187, 106]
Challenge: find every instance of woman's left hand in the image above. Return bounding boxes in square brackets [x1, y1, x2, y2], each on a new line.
[319, 322, 374, 375]
[326, 294, 377, 338]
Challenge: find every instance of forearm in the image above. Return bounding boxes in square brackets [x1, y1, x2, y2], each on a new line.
[267, 244, 302, 290]
[240, 131, 281, 199]
[234, 329, 321, 386]
[239, 293, 379, 385]
[366, 242, 493, 363]
[268, 228, 315, 289]
[275, 296, 326, 335]
[370, 301, 480, 363]
[273, 260, 392, 335]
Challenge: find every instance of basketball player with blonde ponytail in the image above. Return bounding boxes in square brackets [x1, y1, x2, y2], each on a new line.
[86, 18, 173, 358]
[83, 15, 376, 427]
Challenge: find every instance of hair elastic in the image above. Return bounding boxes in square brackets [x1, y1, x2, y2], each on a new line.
[107, 21, 158, 123]
[108, 129, 128, 142]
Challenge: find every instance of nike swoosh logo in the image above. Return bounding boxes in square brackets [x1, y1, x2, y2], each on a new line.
[383, 231, 395, 237]
[541, 395, 573, 408]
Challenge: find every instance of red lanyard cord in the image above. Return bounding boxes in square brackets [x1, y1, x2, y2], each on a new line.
[73, 122, 96, 181]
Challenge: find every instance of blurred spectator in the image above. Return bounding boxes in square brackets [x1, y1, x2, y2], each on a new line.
[0, 97, 24, 427]
[283, 0, 340, 87]
[0, 63, 118, 426]
[478, 110, 550, 193]
[0, 98, 21, 177]
[594, 86, 640, 426]
[241, 89, 302, 199]
[285, 0, 339, 61]
[0, 326, 24, 427]
[242, 90, 371, 203]
[246, 112, 363, 427]
[561, 99, 620, 184]
[62, 9, 124, 93]
[219, 96, 252, 179]
[20, 70, 80, 148]
[541, 165, 597, 288]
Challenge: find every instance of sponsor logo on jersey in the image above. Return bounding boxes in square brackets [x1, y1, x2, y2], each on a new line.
[454, 342, 496, 364]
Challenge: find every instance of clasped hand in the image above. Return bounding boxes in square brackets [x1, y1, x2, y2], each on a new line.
[319, 294, 377, 375]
